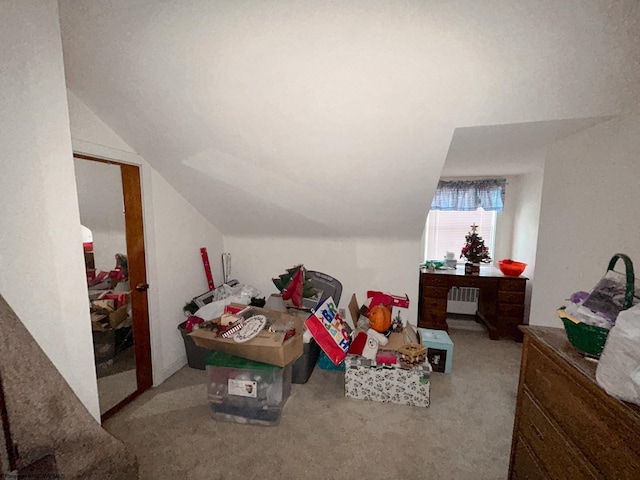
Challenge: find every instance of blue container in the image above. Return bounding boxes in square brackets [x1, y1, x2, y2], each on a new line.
[419, 328, 454, 374]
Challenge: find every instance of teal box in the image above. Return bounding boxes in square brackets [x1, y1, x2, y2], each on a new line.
[419, 328, 454, 374]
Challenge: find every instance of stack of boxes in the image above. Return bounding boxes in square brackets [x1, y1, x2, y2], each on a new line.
[207, 351, 292, 426]
[190, 305, 305, 426]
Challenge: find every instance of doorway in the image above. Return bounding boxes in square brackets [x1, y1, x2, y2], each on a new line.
[74, 154, 152, 422]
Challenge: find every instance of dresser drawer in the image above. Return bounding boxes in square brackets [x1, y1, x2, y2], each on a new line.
[524, 343, 640, 479]
[499, 278, 526, 292]
[498, 290, 525, 305]
[519, 390, 597, 479]
[512, 436, 549, 480]
[423, 286, 449, 299]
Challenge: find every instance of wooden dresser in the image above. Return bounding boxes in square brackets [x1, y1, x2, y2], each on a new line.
[509, 327, 640, 479]
[418, 268, 527, 340]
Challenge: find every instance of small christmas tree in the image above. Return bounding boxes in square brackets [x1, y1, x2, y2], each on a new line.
[460, 223, 491, 263]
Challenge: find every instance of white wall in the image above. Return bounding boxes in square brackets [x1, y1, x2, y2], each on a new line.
[512, 167, 544, 278]
[74, 159, 127, 272]
[510, 165, 544, 321]
[67, 91, 225, 385]
[530, 115, 640, 327]
[224, 236, 422, 325]
[0, 1, 100, 420]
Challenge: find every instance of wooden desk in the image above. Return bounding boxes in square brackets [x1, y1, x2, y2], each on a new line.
[418, 267, 527, 340]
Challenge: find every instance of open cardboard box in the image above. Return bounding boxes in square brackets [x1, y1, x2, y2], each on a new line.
[189, 305, 304, 367]
[348, 293, 419, 351]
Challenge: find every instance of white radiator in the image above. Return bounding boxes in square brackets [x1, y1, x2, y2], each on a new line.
[447, 287, 479, 315]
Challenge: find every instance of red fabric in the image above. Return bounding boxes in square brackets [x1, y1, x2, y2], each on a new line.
[366, 291, 410, 310]
[185, 316, 204, 333]
[348, 332, 368, 355]
[282, 268, 304, 307]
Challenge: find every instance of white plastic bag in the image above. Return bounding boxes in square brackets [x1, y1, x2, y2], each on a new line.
[595, 303, 640, 405]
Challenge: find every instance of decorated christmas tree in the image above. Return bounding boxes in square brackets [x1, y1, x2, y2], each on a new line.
[460, 223, 491, 263]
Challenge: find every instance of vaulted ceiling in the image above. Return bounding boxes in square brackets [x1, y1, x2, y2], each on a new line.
[58, 0, 640, 238]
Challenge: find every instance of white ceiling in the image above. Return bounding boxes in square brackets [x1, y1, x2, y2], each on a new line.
[442, 117, 615, 177]
[58, 0, 640, 238]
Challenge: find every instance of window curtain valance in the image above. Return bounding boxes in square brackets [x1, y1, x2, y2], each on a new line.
[430, 179, 506, 212]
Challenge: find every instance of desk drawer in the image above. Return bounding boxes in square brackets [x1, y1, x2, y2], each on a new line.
[421, 297, 446, 313]
[498, 303, 524, 316]
[500, 278, 526, 292]
[519, 390, 597, 479]
[502, 317, 524, 341]
[524, 343, 640, 479]
[423, 286, 449, 299]
[421, 274, 449, 287]
[419, 298, 447, 329]
[498, 290, 525, 305]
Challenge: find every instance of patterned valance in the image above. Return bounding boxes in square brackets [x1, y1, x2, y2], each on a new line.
[430, 179, 506, 211]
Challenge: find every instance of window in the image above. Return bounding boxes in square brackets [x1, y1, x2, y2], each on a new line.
[425, 179, 505, 263]
[424, 208, 497, 262]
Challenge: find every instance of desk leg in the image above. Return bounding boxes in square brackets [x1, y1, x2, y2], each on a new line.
[476, 311, 499, 340]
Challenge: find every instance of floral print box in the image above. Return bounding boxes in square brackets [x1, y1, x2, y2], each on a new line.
[344, 355, 431, 407]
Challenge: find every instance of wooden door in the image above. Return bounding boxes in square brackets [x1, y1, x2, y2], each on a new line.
[74, 154, 152, 421]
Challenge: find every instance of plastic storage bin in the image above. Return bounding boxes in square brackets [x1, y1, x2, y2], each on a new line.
[207, 351, 292, 426]
[178, 320, 213, 370]
[291, 338, 321, 383]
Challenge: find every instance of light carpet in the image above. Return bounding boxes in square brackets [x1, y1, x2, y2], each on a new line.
[105, 327, 522, 480]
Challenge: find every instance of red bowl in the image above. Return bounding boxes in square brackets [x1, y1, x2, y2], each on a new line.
[498, 259, 527, 277]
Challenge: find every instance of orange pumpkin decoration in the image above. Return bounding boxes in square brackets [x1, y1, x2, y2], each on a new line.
[369, 305, 392, 333]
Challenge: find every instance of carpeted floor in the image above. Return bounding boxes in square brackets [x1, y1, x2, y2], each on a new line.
[104, 325, 523, 480]
[98, 368, 137, 414]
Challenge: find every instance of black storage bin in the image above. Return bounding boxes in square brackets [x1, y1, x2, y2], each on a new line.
[178, 320, 213, 370]
[92, 330, 116, 364]
[291, 338, 321, 384]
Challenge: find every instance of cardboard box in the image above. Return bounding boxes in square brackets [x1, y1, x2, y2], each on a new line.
[344, 354, 431, 407]
[189, 306, 304, 367]
[103, 291, 130, 309]
[419, 328, 454, 374]
[91, 312, 110, 331]
[108, 305, 129, 329]
[381, 325, 420, 352]
[93, 298, 116, 311]
[349, 293, 419, 352]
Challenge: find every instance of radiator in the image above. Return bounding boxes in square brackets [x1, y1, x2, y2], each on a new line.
[447, 287, 479, 315]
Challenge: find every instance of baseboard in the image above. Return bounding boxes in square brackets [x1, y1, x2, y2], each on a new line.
[154, 355, 187, 386]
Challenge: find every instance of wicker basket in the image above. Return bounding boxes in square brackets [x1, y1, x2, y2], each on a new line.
[558, 308, 610, 358]
[559, 253, 635, 358]
[398, 343, 426, 368]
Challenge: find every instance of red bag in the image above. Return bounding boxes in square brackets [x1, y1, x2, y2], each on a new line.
[305, 297, 351, 366]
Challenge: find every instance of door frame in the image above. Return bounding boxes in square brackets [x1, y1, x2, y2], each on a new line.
[74, 153, 153, 421]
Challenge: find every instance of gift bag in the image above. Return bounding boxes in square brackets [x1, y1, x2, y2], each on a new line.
[305, 297, 351, 366]
[596, 303, 640, 405]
